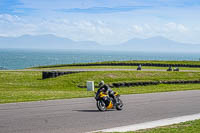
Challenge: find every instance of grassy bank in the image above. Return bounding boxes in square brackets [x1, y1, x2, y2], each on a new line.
[29, 65, 200, 71]
[1, 71, 200, 103]
[121, 119, 200, 133]
[31, 60, 200, 69]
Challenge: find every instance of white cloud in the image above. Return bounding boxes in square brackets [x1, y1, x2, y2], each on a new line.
[0, 14, 114, 43]
[132, 25, 143, 33]
[124, 22, 195, 44]
[0, 14, 38, 36]
[177, 24, 188, 32]
[165, 22, 177, 31]
[0, 13, 200, 45]
[0, 14, 21, 23]
[165, 22, 188, 32]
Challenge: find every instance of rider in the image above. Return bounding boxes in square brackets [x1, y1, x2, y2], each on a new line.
[96, 80, 118, 105]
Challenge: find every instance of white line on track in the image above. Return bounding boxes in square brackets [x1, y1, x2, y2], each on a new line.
[91, 113, 200, 132]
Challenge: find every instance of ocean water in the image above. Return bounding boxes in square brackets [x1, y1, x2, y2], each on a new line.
[0, 49, 200, 70]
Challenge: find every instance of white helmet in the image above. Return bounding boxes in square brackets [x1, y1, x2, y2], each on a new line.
[99, 80, 104, 87]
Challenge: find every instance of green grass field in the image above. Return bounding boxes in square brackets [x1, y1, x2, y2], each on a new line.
[119, 119, 200, 133]
[29, 60, 200, 71]
[28, 65, 200, 71]
[32, 60, 200, 69]
[1, 70, 200, 103]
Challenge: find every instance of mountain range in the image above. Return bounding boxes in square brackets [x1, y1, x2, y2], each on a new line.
[117, 36, 200, 52]
[0, 34, 199, 52]
[0, 34, 100, 50]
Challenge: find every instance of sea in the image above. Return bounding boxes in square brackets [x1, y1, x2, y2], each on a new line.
[0, 49, 200, 70]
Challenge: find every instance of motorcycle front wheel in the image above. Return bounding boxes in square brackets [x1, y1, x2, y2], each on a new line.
[116, 99, 123, 110]
[97, 100, 107, 111]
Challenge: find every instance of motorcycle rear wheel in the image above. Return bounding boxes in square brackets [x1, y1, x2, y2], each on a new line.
[97, 100, 107, 111]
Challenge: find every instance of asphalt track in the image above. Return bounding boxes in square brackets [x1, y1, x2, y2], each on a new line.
[1, 90, 200, 133]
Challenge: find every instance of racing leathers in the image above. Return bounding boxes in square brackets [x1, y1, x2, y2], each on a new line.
[96, 84, 118, 105]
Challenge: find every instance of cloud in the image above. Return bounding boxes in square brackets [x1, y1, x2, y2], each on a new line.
[124, 22, 196, 44]
[0, 14, 114, 43]
[2, 0, 200, 15]
[132, 25, 144, 33]
[165, 22, 188, 32]
[19, 0, 200, 10]
[1, 0, 200, 46]
[0, 14, 41, 36]
[0, 14, 21, 22]
[177, 24, 188, 32]
[57, 6, 152, 14]
[0, 13, 199, 45]
[130, 22, 189, 35]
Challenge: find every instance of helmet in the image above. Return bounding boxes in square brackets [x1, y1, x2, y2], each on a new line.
[99, 80, 104, 87]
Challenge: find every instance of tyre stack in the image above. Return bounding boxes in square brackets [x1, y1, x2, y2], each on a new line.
[42, 71, 80, 79]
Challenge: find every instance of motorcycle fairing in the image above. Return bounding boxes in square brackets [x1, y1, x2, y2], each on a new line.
[106, 101, 113, 109]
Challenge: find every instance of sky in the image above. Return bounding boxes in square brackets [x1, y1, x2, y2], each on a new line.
[0, 0, 200, 45]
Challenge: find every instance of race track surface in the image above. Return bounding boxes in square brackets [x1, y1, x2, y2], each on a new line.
[1, 90, 200, 133]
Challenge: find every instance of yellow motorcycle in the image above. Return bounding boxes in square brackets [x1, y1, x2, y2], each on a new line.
[95, 91, 123, 111]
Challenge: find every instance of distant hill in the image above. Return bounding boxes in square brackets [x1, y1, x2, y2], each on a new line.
[0, 35, 200, 52]
[0, 34, 100, 50]
[117, 36, 200, 52]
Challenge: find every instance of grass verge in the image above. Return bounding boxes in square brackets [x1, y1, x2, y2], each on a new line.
[116, 119, 200, 133]
[0, 71, 200, 103]
[32, 60, 200, 69]
[28, 65, 200, 71]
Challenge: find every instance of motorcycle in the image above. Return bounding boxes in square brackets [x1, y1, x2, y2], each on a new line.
[95, 91, 123, 111]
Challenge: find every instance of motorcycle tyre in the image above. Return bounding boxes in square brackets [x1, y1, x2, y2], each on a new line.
[116, 99, 123, 110]
[97, 100, 107, 111]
